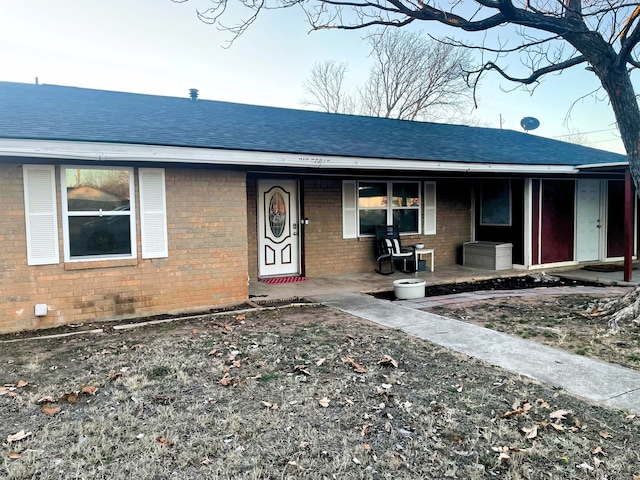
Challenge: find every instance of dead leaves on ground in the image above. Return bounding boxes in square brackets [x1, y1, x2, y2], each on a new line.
[35, 385, 98, 416]
[1, 380, 29, 398]
[497, 399, 613, 471]
[342, 356, 367, 373]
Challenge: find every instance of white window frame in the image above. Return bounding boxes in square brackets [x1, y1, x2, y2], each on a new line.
[60, 165, 137, 262]
[357, 180, 421, 236]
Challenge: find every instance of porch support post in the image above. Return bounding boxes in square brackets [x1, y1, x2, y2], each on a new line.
[624, 168, 633, 282]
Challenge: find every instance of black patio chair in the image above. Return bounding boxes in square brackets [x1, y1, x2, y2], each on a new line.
[374, 225, 415, 275]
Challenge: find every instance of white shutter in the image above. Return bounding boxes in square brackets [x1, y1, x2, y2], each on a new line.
[139, 168, 168, 259]
[424, 181, 437, 235]
[23, 165, 59, 265]
[342, 180, 357, 239]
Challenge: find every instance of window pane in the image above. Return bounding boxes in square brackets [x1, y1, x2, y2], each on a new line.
[358, 182, 387, 208]
[359, 209, 386, 235]
[392, 183, 420, 207]
[66, 168, 131, 212]
[393, 209, 419, 233]
[68, 215, 132, 257]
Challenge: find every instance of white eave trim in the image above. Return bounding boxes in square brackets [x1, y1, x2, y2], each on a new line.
[0, 138, 581, 174]
[576, 161, 628, 170]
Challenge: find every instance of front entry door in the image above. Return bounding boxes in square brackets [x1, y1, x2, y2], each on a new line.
[576, 179, 602, 262]
[257, 180, 300, 277]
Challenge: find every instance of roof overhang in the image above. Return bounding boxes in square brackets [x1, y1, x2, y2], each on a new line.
[576, 161, 628, 171]
[0, 138, 584, 175]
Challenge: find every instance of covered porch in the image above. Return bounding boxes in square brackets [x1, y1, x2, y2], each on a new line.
[248, 263, 640, 303]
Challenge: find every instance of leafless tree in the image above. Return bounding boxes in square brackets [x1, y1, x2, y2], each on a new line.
[358, 30, 472, 121]
[301, 61, 353, 113]
[179, 0, 640, 323]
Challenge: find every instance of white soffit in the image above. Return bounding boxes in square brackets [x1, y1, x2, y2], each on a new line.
[0, 139, 580, 174]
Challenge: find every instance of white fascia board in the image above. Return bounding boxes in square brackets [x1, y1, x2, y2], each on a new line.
[576, 161, 628, 170]
[0, 138, 579, 175]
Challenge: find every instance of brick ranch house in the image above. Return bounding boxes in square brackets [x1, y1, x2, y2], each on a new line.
[0, 81, 632, 334]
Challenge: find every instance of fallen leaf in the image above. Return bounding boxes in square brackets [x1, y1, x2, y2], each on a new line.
[59, 391, 78, 403]
[261, 401, 278, 410]
[600, 431, 612, 439]
[191, 328, 199, 335]
[7, 430, 32, 443]
[342, 357, 367, 373]
[156, 437, 169, 446]
[591, 446, 605, 455]
[16, 380, 28, 388]
[549, 409, 571, 421]
[576, 462, 594, 471]
[318, 397, 331, 408]
[502, 408, 526, 418]
[219, 374, 234, 387]
[235, 313, 246, 321]
[536, 398, 550, 408]
[81, 386, 97, 395]
[549, 422, 565, 431]
[224, 325, 233, 332]
[361, 423, 371, 437]
[8, 452, 21, 459]
[7, 392, 17, 398]
[316, 358, 326, 366]
[377, 355, 398, 368]
[363, 443, 371, 450]
[108, 371, 122, 381]
[498, 452, 510, 462]
[294, 365, 311, 376]
[522, 424, 538, 439]
[593, 456, 603, 468]
[36, 396, 56, 404]
[42, 404, 61, 416]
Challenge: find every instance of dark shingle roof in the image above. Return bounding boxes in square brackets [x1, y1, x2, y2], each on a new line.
[0, 81, 627, 166]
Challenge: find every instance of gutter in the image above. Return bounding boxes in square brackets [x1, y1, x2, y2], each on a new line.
[0, 138, 581, 175]
[576, 161, 628, 170]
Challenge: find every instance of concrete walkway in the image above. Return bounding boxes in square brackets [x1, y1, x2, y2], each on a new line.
[313, 286, 640, 414]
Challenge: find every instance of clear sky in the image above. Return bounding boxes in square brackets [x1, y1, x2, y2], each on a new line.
[0, 0, 627, 154]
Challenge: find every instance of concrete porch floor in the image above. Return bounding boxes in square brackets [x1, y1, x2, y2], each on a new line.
[249, 263, 640, 302]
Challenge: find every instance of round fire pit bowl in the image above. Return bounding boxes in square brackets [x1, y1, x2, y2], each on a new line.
[393, 279, 426, 300]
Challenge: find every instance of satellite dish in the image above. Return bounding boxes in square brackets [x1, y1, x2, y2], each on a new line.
[520, 117, 540, 132]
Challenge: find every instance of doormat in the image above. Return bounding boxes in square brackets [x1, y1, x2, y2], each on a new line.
[260, 276, 309, 285]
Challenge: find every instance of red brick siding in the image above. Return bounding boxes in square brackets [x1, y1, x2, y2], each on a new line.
[0, 165, 248, 334]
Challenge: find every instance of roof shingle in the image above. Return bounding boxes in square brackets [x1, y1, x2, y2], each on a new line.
[0, 81, 627, 166]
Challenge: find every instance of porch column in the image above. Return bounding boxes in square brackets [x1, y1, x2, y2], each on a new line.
[624, 168, 633, 282]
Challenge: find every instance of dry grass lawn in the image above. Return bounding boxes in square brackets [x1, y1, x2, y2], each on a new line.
[2, 304, 640, 479]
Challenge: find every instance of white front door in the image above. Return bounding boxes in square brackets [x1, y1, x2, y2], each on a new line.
[257, 179, 300, 277]
[576, 179, 602, 262]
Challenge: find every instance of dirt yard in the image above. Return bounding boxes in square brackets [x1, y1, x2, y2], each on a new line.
[2, 302, 640, 479]
[424, 290, 640, 372]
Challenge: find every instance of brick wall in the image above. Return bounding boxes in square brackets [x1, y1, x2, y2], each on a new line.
[302, 178, 473, 276]
[0, 164, 248, 334]
[246, 176, 472, 279]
